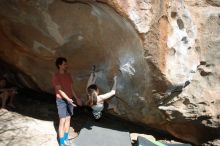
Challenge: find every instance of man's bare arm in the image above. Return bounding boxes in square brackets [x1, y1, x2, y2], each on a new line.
[55, 85, 76, 106]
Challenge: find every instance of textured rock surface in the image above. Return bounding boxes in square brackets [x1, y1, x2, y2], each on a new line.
[0, 110, 59, 146]
[0, 0, 219, 145]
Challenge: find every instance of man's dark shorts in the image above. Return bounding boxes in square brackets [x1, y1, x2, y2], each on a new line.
[56, 98, 74, 118]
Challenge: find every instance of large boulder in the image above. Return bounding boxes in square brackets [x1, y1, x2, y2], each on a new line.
[0, 0, 219, 145]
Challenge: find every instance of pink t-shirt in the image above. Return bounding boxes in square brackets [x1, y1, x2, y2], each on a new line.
[52, 72, 73, 99]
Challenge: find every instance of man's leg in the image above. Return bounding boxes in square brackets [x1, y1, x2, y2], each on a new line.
[64, 103, 74, 145]
[56, 99, 67, 146]
[64, 116, 71, 143]
[58, 118, 66, 146]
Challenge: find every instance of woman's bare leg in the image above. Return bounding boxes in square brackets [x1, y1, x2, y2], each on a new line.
[86, 66, 98, 89]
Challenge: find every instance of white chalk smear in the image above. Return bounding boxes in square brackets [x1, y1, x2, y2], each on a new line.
[120, 61, 136, 76]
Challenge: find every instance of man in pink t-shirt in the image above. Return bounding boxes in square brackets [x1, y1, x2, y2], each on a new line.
[52, 57, 81, 146]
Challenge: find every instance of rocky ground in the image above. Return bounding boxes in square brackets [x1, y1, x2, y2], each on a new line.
[0, 89, 192, 146]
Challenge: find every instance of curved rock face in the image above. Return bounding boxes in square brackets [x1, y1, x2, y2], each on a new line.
[0, 0, 219, 145]
[206, 0, 220, 7]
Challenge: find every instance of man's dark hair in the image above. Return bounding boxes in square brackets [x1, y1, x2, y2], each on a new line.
[55, 57, 67, 69]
